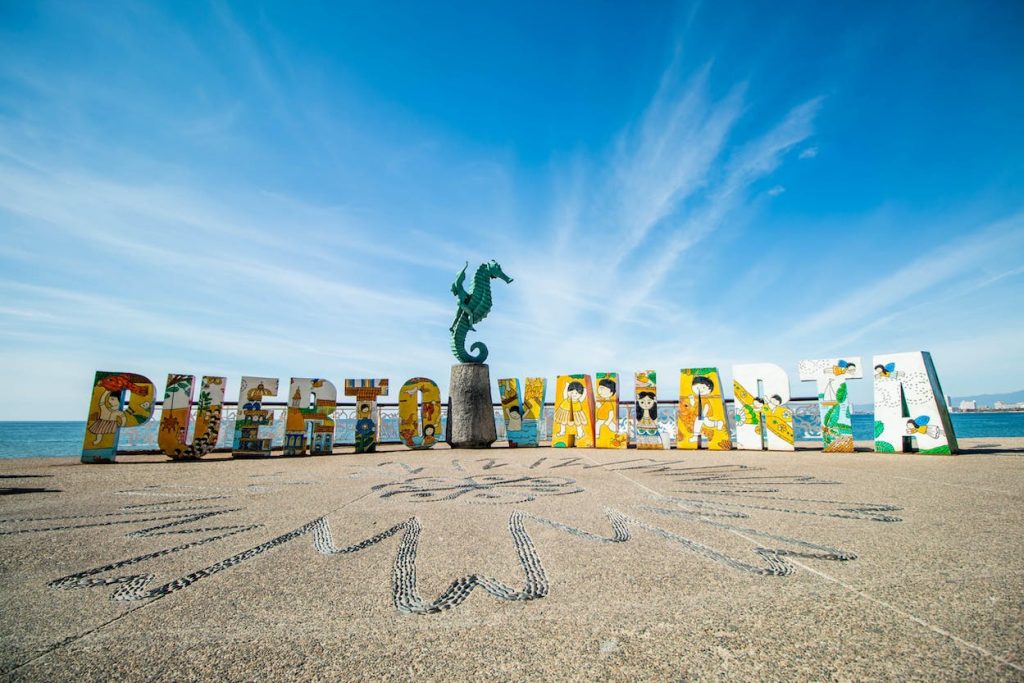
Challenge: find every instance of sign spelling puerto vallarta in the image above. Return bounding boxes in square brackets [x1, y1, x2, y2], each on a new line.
[81, 351, 958, 463]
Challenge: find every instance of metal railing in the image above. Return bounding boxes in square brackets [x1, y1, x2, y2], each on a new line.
[115, 397, 825, 453]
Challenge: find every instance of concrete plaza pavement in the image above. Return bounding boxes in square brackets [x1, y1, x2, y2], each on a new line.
[0, 439, 1022, 681]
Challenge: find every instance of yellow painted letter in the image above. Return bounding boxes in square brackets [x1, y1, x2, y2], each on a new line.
[158, 374, 226, 460]
[82, 371, 156, 463]
[552, 374, 595, 448]
[677, 368, 732, 450]
[398, 377, 441, 450]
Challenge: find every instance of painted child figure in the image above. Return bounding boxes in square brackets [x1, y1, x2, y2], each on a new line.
[553, 384, 572, 438]
[409, 423, 438, 448]
[88, 390, 127, 445]
[634, 370, 662, 449]
[507, 405, 524, 433]
[82, 371, 155, 463]
[595, 374, 626, 448]
[733, 390, 765, 450]
[906, 416, 943, 440]
[763, 394, 795, 450]
[567, 381, 590, 443]
[635, 391, 661, 449]
[688, 376, 726, 445]
[552, 375, 595, 448]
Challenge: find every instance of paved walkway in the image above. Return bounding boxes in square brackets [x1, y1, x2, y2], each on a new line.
[1, 439, 1022, 681]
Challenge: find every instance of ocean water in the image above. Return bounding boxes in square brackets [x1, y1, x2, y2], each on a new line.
[2, 412, 1023, 458]
[1, 421, 91, 458]
[847, 413, 1024, 441]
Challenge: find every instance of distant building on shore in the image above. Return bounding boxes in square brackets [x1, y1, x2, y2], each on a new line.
[993, 401, 1024, 410]
[959, 400, 977, 412]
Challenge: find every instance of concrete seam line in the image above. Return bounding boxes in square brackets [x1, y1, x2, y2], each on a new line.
[782, 555, 1024, 674]
[581, 451, 1021, 675]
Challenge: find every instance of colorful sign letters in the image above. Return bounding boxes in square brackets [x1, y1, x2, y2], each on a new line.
[398, 378, 441, 450]
[82, 349, 961, 461]
[552, 374, 595, 448]
[158, 374, 226, 460]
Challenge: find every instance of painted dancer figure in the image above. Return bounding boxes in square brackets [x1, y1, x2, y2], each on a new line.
[87, 390, 127, 445]
[506, 405, 524, 433]
[568, 381, 590, 441]
[766, 394, 792, 421]
[554, 380, 589, 441]
[635, 390, 660, 447]
[595, 378, 621, 444]
[409, 423, 438, 449]
[686, 376, 725, 443]
[86, 373, 151, 446]
[553, 384, 573, 439]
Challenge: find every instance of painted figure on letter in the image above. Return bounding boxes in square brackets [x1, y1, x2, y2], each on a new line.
[82, 371, 155, 463]
[677, 368, 732, 450]
[398, 377, 441, 450]
[595, 373, 626, 449]
[551, 375, 595, 448]
[634, 370, 662, 450]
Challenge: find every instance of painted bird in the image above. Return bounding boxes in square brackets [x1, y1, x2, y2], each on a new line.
[98, 373, 149, 395]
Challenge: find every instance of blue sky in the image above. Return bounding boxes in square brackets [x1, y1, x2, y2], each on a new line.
[1, 1, 1022, 419]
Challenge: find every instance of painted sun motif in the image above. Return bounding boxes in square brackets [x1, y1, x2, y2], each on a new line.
[20, 457, 905, 617]
[371, 474, 584, 504]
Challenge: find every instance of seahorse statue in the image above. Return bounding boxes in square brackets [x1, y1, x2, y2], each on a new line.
[449, 260, 513, 363]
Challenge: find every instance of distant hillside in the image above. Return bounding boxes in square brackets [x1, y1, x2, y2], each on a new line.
[950, 389, 1024, 407]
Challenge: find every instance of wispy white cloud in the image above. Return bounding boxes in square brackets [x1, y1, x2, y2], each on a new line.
[785, 212, 1024, 343]
[604, 95, 824, 317]
[612, 66, 746, 263]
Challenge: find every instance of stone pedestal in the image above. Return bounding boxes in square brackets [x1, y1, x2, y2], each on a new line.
[447, 364, 497, 448]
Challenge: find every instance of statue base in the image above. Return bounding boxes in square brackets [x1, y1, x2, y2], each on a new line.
[446, 363, 497, 449]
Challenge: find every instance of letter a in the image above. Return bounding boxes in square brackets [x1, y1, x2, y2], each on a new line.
[872, 351, 958, 454]
[677, 368, 732, 450]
